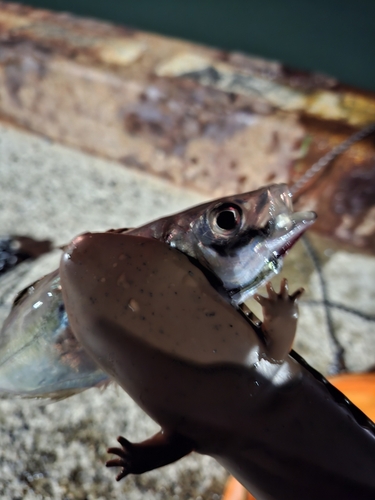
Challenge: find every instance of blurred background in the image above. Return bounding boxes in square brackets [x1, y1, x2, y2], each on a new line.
[16, 0, 375, 91]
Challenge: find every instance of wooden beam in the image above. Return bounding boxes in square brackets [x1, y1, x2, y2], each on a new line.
[1, 2, 375, 251]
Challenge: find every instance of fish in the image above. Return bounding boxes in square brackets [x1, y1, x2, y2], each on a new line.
[0, 270, 108, 398]
[0, 183, 315, 398]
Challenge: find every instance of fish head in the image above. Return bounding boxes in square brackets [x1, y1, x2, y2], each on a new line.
[140, 184, 315, 305]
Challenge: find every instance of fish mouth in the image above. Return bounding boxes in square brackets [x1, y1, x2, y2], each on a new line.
[229, 210, 316, 305]
[268, 210, 317, 258]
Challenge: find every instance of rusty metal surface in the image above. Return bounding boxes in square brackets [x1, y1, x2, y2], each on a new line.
[0, 2, 375, 251]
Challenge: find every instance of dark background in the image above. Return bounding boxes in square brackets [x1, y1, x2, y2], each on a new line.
[12, 0, 375, 91]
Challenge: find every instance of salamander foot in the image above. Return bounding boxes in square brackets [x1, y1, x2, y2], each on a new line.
[106, 436, 136, 481]
[254, 278, 304, 361]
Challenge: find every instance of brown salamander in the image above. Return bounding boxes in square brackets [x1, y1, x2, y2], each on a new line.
[60, 232, 375, 500]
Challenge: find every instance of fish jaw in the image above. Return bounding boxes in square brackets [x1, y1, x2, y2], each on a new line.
[267, 211, 317, 258]
[228, 211, 316, 305]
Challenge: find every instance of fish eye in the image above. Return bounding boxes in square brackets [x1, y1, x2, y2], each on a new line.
[210, 203, 242, 234]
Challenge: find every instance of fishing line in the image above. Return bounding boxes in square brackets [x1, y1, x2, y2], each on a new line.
[290, 121, 375, 197]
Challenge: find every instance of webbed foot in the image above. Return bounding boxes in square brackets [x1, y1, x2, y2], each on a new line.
[254, 279, 304, 361]
[107, 436, 136, 481]
[106, 431, 194, 481]
[255, 278, 303, 317]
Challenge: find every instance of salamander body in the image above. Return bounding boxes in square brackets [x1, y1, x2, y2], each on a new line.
[60, 232, 375, 500]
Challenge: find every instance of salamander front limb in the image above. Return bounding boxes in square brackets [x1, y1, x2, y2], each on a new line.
[106, 431, 194, 481]
[254, 278, 303, 362]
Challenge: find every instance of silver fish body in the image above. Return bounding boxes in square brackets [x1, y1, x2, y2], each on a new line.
[0, 184, 315, 397]
[0, 270, 108, 398]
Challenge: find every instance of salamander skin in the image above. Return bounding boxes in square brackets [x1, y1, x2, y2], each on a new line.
[60, 232, 375, 500]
